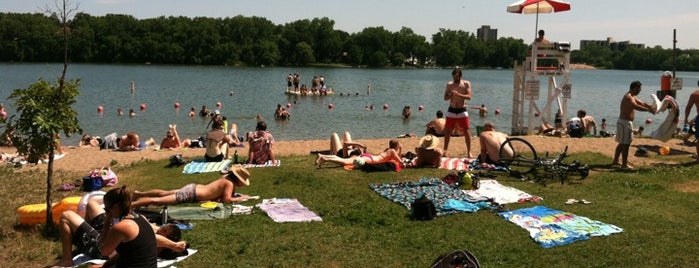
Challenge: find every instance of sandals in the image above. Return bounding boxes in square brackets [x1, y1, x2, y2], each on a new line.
[565, 198, 591, 205]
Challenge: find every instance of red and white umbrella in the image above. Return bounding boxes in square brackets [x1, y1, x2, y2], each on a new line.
[507, 0, 571, 39]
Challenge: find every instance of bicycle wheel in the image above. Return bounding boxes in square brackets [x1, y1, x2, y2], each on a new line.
[498, 137, 538, 176]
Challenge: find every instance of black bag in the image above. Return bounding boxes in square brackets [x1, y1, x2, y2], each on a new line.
[430, 249, 481, 268]
[82, 176, 103, 192]
[168, 154, 186, 167]
[411, 193, 436, 221]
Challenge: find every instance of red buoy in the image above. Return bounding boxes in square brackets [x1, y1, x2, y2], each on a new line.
[174, 102, 180, 109]
[418, 105, 424, 111]
[140, 104, 147, 111]
[495, 109, 501, 115]
[645, 118, 652, 124]
[328, 103, 334, 109]
[97, 106, 104, 113]
[383, 104, 389, 110]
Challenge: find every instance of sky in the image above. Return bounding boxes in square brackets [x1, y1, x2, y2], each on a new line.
[4, 0, 699, 50]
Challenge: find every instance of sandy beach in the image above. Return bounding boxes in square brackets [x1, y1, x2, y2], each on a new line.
[11, 134, 693, 174]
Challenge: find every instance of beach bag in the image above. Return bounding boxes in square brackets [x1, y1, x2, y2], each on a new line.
[430, 249, 481, 268]
[442, 172, 462, 187]
[89, 167, 118, 187]
[82, 176, 103, 192]
[411, 193, 436, 221]
[169, 154, 186, 167]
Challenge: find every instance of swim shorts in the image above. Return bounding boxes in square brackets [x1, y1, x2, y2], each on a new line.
[445, 107, 470, 131]
[72, 213, 106, 258]
[615, 119, 633, 145]
[205, 153, 224, 162]
[175, 183, 197, 204]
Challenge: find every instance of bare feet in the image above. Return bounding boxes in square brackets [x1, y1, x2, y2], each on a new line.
[621, 164, 634, 170]
[315, 155, 323, 168]
[133, 190, 143, 200]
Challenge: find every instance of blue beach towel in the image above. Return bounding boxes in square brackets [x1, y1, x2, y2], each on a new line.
[182, 159, 232, 174]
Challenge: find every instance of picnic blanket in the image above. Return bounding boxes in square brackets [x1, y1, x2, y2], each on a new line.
[70, 248, 197, 268]
[498, 206, 624, 248]
[462, 179, 541, 205]
[370, 178, 491, 217]
[182, 159, 231, 174]
[256, 198, 322, 223]
[242, 159, 281, 168]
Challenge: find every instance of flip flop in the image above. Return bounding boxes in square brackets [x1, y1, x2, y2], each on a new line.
[579, 199, 591, 204]
[565, 198, 578, 205]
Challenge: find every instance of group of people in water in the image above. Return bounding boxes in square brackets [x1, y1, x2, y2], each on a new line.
[286, 73, 329, 95]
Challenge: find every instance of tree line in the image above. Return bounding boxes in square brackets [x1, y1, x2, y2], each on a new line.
[1, 12, 698, 70]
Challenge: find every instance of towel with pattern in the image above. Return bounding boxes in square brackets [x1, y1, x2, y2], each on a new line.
[498, 206, 624, 248]
[182, 159, 231, 174]
[462, 179, 541, 205]
[242, 159, 281, 168]
[257, 198, 323, 223]
[439, 157, 473, 171]
[370, 178, 491, 217]
[70, 248, 197, 268]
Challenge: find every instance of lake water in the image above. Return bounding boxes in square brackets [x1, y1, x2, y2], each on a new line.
[1, 63, 698, 146]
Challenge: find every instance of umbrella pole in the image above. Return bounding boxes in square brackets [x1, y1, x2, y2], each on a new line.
[534, 2, 540, 40]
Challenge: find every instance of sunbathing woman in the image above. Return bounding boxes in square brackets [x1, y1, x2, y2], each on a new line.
[316, 139, 402, 168]
[330, 132, 366, 158]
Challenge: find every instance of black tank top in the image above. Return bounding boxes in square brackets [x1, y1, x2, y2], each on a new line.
[115, 214, 157, 268]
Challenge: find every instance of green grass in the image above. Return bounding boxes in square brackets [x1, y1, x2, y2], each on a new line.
[2, 153, 699, 267]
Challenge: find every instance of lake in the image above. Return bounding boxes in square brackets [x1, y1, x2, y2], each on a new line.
[1, 63, 698, 146]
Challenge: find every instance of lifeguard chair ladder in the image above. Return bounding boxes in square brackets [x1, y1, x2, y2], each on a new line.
[511, 41, 572, 135]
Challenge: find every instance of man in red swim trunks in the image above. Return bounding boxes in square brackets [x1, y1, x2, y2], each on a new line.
[443, 68, 473, 158]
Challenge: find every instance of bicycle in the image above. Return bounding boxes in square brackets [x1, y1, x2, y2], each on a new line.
[497, 137, 589, 186]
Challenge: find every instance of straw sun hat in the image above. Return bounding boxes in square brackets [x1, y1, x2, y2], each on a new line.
[227, 165, 251, 186]
[418, 135, 439, 150]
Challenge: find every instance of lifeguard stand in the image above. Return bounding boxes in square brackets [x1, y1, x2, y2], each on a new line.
[511, 41, 572, 135]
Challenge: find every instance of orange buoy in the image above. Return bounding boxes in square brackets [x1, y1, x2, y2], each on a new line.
[140, 104, 147, 111]
[659, 146, 671, 155]
[97, 106, 104, 113]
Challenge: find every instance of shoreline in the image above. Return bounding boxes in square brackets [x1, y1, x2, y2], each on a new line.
[4, 135, 693, 174]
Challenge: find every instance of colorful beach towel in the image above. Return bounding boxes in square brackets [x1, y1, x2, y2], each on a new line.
[257, 198, 322, 223]
[71, 249, 197, 268]
[370, 178, 491, 217]
[462, 179, 541, 205]
[242, 159, 281, 168]
[167, 204, 232, 220]
[182, 159, 231, 174]
[498, 206, 624, 248]
[439, 157, 473, 171]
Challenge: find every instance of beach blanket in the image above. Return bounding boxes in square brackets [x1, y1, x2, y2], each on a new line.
[650, 94, 680, 142]
[462, 179, 541, 205]
[256, 198, 322, 223]
[182, 159, 231, 174]
[439, 157, 473, 171]
[370, 178, 491, 217]
[242, 159, 281, 168]
[167, 205, 233, 220]
[498, 206, 624, 248]
[70, 248, 197, 268]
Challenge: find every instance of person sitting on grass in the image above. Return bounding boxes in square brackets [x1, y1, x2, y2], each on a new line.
[479, 122, 512, 164]
[131, 166, 251, 208]
[315, 139, 403, 169]
[414, 135, 444, 168]
[246, 121, 276, 164]
[205, 117, 238, 162]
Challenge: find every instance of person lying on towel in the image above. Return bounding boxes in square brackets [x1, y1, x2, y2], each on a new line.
[131, 166, 251, 208]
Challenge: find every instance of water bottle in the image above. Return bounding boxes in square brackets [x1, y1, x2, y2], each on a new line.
[233, 150, 239, 164]
[161, 206, 168, 226]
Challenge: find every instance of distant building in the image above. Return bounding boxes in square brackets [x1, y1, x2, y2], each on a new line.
[580, 37, 645, 51]
[477, 25, 497, 42]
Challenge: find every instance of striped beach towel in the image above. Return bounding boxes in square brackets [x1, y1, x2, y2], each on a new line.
[242, 159, 281, 168]
[182, 159, 232, 174]
[439, 157, 473, 171]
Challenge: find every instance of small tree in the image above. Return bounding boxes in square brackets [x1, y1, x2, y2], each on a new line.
[3, 0, 82, 231]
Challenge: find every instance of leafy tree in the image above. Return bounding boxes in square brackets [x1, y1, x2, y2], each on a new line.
[294, 41, 316, 65]
[3, 0, 82, 230]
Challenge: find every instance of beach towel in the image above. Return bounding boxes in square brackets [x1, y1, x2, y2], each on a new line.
[182, 159, 231, 174]
[651, 94, 680, 142]
[167, 205, 233, 220]
[498, 206, 624, 248]
[69, 248, 197, 268]
[439, 157, 473, 171]
[462, 179, 541, 205]
[256, 198, 322, 223]
[242, 159, 281, 168]
[370, 178, 491, 217]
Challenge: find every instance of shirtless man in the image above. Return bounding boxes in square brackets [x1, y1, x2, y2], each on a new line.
[683, 80, 699, 161]
[425, 110, 447, 136]
[578, 109, 597, 136]
[132, 166, 251, 208]
[443, 68, 473, 157]
[205, 118, 236, 162]
[613, 81, 655, 169]
[118, 131, 140, 151]
[415, 135, 444, 168]
[479, 122, 512, 164]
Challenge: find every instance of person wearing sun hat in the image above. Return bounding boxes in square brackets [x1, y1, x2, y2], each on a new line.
[131, 165, 251, 208]
[415, 134, 444, 168]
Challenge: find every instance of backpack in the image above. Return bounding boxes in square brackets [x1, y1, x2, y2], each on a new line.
[430, 249, 481, 268]
[411, 193, 436, 221]
[168, 154, 186, 167]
